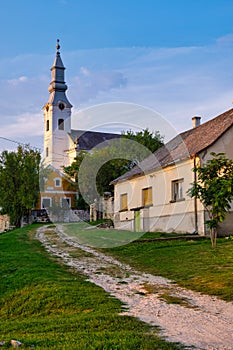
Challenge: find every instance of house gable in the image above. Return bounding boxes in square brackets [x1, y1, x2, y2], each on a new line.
[36, 165, 77, 210]
[112, 108, 233, 185]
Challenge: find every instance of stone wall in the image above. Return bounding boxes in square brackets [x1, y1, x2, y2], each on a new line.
[0, 214, 10, 232]
[90, 195, 114, 222]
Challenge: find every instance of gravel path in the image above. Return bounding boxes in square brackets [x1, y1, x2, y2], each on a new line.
[36, 225, 233, 350]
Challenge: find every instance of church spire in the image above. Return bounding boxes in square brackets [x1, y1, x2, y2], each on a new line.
[47, 39, 72, 107]
[56, 38, 60, 52]
[43, 40, 73, 169]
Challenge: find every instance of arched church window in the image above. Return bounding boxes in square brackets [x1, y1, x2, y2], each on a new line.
[46, 147, 49, 157]
[58, 118, 64, 130]
[46, 120, 49, 131]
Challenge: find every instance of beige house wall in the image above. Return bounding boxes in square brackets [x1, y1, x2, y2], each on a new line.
[114, 158, 206, 234]
[200, 125, 233, 164]
[114, 125, 233, 235]
[199, 125, 233, 235]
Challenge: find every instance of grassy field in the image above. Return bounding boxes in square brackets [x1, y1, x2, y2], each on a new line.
[61, 223, 233, 301]
[104, 232, 233, 301]
[0, 225, 183, 349]
[62, 222, 144, 248]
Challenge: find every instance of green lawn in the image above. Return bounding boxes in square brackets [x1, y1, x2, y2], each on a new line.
[0, 225, 183, 349]
[60, 222, 233, 301]
[104, 233, 233, 301]
[62, 222, 144, 248]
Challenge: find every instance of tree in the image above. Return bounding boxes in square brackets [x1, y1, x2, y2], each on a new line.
[63, 151, 89, 210]
[188, 152, 233, 248]
[122, 128, 164, 153]
[64, 129, 164, 206]
[0, 145, 41, 228]
[64, 143, 132, 206]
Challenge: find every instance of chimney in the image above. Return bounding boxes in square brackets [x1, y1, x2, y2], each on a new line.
[192, 116, 201, 128]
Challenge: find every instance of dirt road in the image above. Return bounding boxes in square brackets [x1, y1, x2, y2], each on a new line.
[36, 225, 233, 350]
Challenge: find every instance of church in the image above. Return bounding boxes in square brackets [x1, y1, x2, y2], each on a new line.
[43, 40, 120, 170]
[38, 40, 120, 213]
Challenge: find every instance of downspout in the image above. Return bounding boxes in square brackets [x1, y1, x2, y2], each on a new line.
[191, 116, 202, 234]
[193, 155, 198, 234]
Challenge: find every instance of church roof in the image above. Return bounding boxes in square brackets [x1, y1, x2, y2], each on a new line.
[111, 107, 233, 184]
[69, 129, 121, 151]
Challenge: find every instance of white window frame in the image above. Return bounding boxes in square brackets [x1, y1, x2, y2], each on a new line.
[171, 178, 184, 202]
[54, 178, 61, 187]
[41, 197, 52, 209]
[60, 197, 71, 208]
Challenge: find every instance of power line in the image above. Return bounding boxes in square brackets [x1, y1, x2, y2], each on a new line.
[0, 136, 42, 153]
[0, 136, 24, 146]
[0, 136, 72, 159]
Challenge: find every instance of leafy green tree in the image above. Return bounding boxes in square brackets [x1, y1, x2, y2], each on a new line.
[122, 128, 164, 153]
[64, 129, 164, 206]
[0, 145, 41, 228]
[63, 151, 89, 209]
[188, 152, 233, 248]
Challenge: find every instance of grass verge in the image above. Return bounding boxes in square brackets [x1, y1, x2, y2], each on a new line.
[0, 224, 183, 349]
[104, 233, 233, 301]
[62, 222, 144, 248]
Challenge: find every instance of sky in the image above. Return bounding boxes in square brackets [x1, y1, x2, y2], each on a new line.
[1, 0, 233, 151]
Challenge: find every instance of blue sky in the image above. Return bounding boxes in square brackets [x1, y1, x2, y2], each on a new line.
[1, 0, 233, 150]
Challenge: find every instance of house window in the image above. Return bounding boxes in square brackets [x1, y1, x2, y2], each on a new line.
[142, 187, 152, 207]
[120, 193, 128, 211]
[46, 120, 49, 131]
[58, 118, 64, 130]
[171, 179, 184, 202]
[42, 198, 51, 209]
[61, 197, 71, 208]
[54, 178, 61, 187]
[46, 147, 49, 157]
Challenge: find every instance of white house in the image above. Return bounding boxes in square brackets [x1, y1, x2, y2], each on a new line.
[111, 111, 233, 235]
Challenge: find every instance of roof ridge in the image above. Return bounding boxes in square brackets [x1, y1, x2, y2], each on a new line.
[111, 107, 233, 184]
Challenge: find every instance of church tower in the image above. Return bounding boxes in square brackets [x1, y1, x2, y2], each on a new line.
[43, 40, 73, 169]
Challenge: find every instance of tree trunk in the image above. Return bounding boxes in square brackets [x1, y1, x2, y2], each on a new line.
[210, 227, 217, 248]
[15, 217, 21, 228]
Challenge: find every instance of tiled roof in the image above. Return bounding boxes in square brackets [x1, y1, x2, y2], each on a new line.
[69, 129, 121, 151]
[111, 108, 233, 184]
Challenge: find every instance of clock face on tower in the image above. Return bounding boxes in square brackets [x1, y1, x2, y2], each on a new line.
[59, 102, 65, 110]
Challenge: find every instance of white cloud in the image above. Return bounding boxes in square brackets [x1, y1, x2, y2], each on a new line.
[1, 42, 233, 145]
[216, 33, 233, 47]
[0, 113, 43, 138]
[80, 66, 90, 76]
[70, 69, 127, 103]
[72, 102, 176, 141]
[7, 76, 28, 86]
